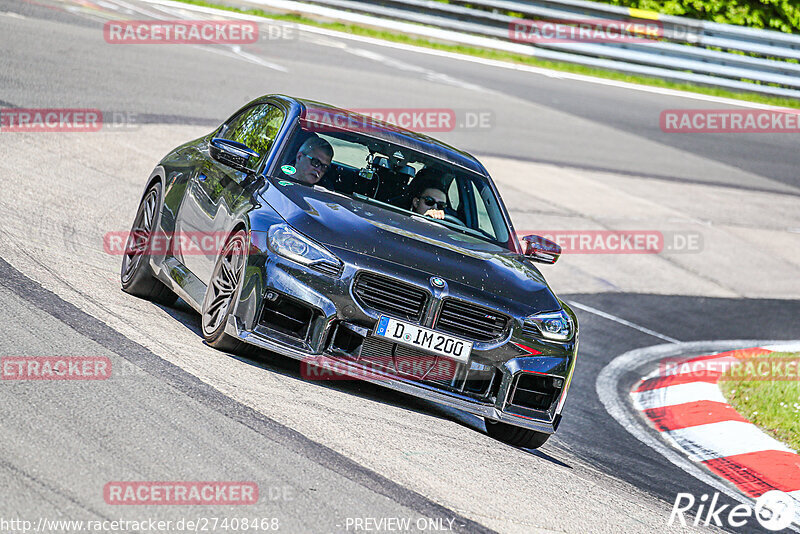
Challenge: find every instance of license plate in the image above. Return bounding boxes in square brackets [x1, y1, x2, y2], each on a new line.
[374, 316, 472, 363]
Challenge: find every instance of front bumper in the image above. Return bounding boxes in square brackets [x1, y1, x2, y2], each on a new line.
[232, 246, 577, 434]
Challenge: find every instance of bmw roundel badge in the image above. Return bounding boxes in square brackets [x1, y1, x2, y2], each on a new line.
[430, 276, 446, 289]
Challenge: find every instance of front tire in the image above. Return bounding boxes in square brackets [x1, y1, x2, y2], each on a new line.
[200, 230, 253, 354]
[485, 419, 551, 449]
[120, 182, 177, 306]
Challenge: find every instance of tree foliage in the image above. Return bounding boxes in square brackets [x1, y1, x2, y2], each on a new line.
[593, 0, 800, 33]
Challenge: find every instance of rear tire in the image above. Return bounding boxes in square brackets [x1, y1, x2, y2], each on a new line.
[200, 230, 255, 355]
[120, 182, 177, 306]
[485, 419, 551, 449]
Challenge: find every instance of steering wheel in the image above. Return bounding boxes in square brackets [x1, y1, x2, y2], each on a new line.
[443, 213, 466, 226]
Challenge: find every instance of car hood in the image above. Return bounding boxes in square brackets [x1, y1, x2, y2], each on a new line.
[261, 182, 560, 312]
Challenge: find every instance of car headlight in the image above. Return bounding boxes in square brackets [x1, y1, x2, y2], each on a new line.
[524, 309, 574, 341]
[267, 223, 341, 270]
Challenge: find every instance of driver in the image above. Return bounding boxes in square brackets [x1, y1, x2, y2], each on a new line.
[412, 185, 447, 220]
[294, 137, 334, 185]
[408, 171, 447, 220]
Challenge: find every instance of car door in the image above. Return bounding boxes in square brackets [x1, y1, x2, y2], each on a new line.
[176, 103, 285, 283]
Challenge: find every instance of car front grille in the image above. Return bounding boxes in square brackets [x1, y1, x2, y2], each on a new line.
[358, 335, 395, 370]
[353, 272, 428, 322]
[435, 299, 508, 342]
[394, 343, 442, 380]
[354, 335, 492, 397]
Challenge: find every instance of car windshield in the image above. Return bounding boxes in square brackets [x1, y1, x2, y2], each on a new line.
[272, 123, 512, 248]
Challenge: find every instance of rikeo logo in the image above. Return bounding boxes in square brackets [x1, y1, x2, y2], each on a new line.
[669, 491, 796, 531]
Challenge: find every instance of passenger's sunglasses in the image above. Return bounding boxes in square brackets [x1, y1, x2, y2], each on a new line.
[421, 196, 446, 210]
[301, 153, 330, 171]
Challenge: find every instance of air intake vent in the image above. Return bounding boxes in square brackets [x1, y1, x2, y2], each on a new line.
[435, 299, 508, 342]
[259, 294, 315, 340]
[309, 261, 343, 277]
[509, 374, 561, 411]
[522, 320, 540, 339]
[353, 272, 428, 322]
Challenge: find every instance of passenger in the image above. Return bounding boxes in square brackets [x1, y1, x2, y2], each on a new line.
[294, 137, 333, 185]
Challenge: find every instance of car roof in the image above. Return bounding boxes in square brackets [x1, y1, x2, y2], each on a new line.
[263, 95, 490, 176]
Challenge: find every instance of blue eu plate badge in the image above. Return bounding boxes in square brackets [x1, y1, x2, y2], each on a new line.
[376, 316, 390, 337]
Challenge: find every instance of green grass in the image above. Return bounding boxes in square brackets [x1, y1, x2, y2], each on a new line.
[719, 351, 800, 451]
[173, 0, 800, 109]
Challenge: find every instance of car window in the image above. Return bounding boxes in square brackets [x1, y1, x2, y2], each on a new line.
[470, 181, 493, 235]
[447, 177, 460, 211]
[220, 104, 285, 170]
[325, 136, 370, 169]
[277, 125, 512, 248]
[469, 177, 509, 243]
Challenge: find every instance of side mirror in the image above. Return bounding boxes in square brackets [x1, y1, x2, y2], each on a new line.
[522, 235, 561, 264]
[209, 138, 260, 174]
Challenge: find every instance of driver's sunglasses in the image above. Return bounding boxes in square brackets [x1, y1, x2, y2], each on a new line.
[422, 196, 446, 210]
[302, 153, 330, 171]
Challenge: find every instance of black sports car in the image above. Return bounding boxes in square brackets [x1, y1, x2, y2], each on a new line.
[121, 95, 577, 449]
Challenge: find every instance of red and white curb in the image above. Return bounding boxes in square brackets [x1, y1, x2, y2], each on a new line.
[632, 344, 800, 511]
[598, 340, 800, 530]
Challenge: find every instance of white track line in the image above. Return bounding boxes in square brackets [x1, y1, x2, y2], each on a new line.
[140, 0, 799, 110]
[108, 0, 170, 19]
[226, 45, 288, 72]
[103, 0, 289, 72]
[631, 381, 726, 410]
[664, 420, 795, 462]
[567, 300, 680, 344]
[763, 342, 800, 352]
[343, 47, 489, 92]
[198, 45, 288, 72]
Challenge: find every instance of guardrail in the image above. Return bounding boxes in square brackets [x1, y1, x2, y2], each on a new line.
[247, 0, 800, 99]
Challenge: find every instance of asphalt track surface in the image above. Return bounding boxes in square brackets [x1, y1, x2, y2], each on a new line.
[1, 0, 799, 532]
